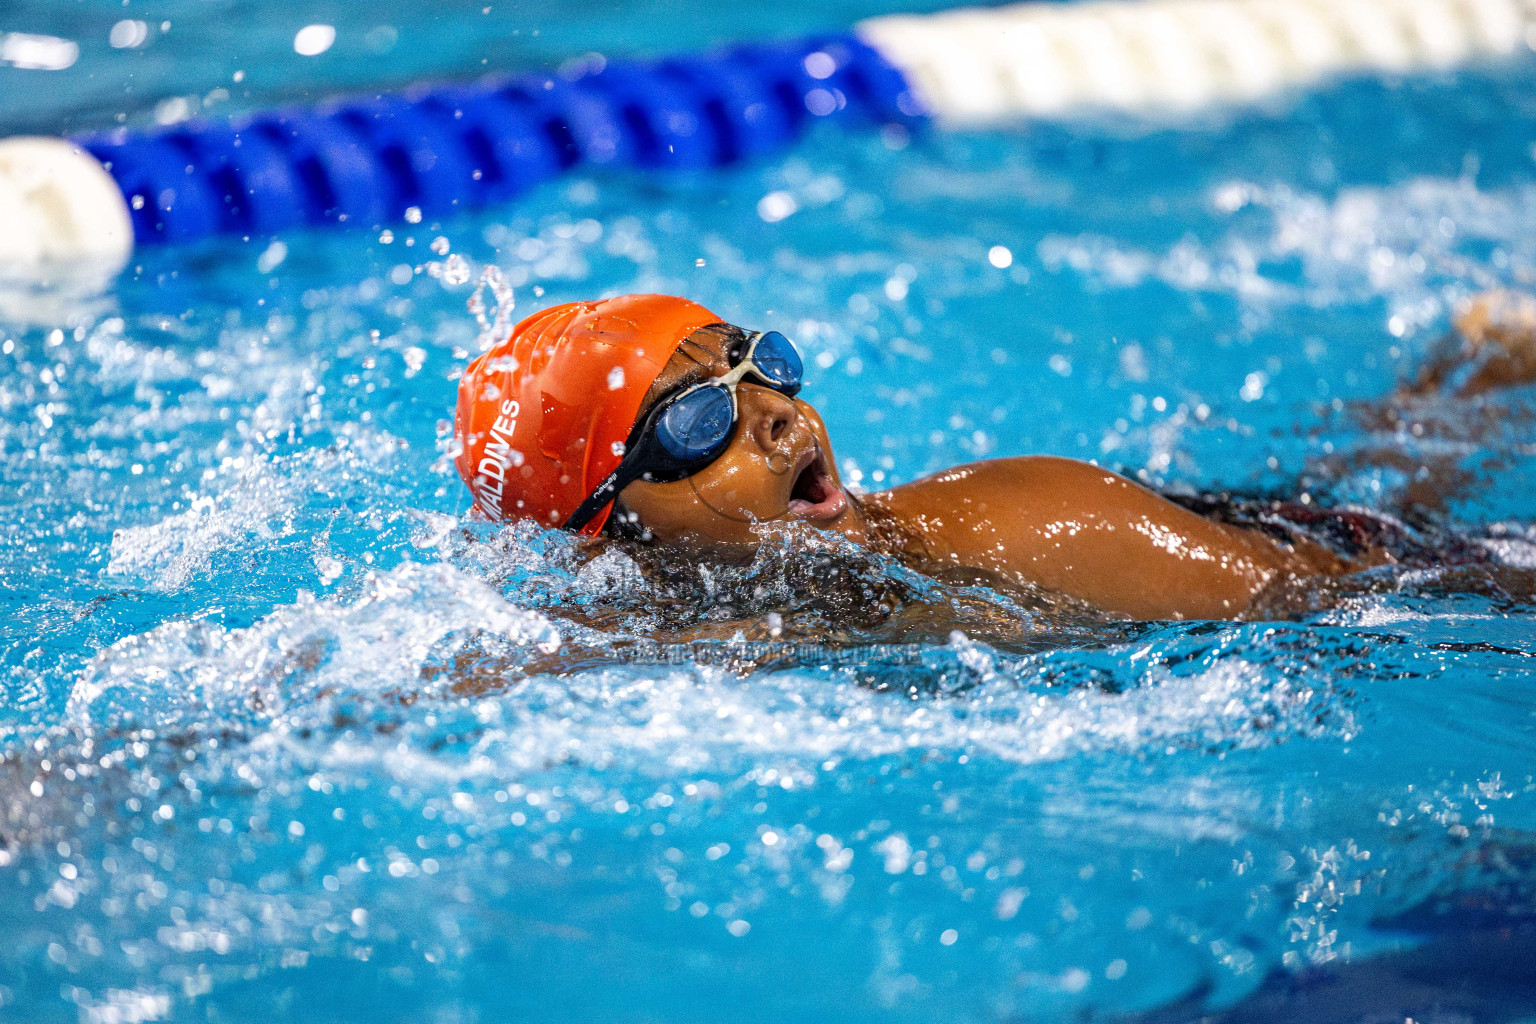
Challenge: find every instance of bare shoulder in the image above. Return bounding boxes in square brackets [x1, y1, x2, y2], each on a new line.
[879, 456, 1146, 513]
[955, 455, 1131, 488]
[863, 455, 1301, 620]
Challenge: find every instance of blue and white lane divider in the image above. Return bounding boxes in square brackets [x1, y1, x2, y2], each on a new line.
[72, 35, 921, 249]
[3, 0, 1535, 273]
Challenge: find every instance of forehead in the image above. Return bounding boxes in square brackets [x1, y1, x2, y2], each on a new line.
[642, 324, 740, 402]
[676, 324, 736, 367]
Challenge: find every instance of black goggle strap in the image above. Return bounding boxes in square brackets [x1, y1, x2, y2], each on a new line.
[563, 461, 634, 534]
[562, 391, 699, 533]
[562, 399, 660, 533]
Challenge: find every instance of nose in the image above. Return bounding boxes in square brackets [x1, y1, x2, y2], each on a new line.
[739, 384, 797, 453]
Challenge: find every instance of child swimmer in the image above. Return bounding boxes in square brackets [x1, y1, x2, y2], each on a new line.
[453, 292, 1535, 622]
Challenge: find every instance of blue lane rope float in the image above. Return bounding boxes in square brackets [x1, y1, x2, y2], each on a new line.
[4, 0, 1536, 270]
[72, 34, 925, 247]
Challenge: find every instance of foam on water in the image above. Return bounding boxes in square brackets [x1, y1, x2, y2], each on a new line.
[1041, 173, 1536, 312]
[0, 577, 1403, 1022]
[69, 561, 561, 731]
[64, 555, 1360, 771]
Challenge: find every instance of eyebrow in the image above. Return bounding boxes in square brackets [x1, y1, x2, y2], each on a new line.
[668, 334, 732, 382]
[634, 325, 742, 421]
[664, 363, 712, 394]
[635, 351, 713, 422]
[678, 333, 728, 365]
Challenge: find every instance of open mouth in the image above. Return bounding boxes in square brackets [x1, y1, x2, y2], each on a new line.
[786, 449, 847, 521]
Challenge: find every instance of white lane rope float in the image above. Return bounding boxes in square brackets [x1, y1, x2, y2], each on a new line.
[0, 137, 134, 272]
[856, 0, 1534, 120]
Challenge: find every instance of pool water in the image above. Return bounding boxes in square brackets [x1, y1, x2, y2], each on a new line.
[3, 2, 1536, 1021]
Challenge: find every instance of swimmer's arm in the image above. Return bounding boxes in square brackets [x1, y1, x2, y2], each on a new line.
[870, 456, 1302, 620]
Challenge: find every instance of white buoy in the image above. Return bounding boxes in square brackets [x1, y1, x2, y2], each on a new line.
[0, 137, 133, 277]
[858, 0, 1536, 122]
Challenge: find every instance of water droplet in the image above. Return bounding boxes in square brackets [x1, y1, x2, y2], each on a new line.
[440, 254, 470, 286]
[757, 191, 798, 223]
[467, 266, 516, 348]
[255, 240, 287, 274]
[803, 51, 836, 79]
[293, 24, 335, 56]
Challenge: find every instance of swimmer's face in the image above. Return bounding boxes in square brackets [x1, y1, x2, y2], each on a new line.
[616, 325, 855, 548]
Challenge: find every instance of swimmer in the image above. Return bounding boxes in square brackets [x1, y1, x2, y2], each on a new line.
[453, 292, 1536, 622]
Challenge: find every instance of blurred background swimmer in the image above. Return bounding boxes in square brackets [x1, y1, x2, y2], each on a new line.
[454, 292, 1536, 623]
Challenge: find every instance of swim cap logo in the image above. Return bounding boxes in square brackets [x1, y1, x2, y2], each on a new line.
[474, 398, 523, 518]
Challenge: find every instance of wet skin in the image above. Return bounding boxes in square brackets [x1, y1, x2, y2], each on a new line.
[618, 326, 1341, 621]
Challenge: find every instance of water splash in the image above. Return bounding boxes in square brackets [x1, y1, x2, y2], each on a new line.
[104, 440, 405, 592]
[69, 560, 561, 734]
[466, 265, 515, 351]
[1039, 174, 1536, 334]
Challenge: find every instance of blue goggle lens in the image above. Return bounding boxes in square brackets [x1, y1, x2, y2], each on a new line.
[751, 331, 803, 395]
[654, 385, 735, 461]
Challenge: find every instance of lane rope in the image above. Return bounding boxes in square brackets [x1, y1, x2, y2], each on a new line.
[2, 0, 1534, 267]
[67, 35, 919, 252]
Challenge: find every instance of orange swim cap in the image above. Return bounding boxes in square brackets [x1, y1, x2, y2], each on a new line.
[453, 293, 724, 535]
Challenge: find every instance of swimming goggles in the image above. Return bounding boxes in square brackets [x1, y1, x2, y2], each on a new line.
[563, 330, 804, 532]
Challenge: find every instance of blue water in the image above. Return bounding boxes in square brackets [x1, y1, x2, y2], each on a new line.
[4, 2, 1536, 1021]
